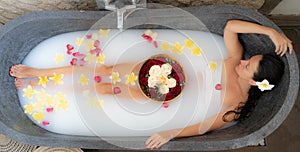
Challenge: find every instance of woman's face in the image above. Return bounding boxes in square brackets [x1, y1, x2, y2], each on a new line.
[235, 55, 262, 81]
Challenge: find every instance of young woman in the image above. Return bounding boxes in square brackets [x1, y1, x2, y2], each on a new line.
[10, 20, 293, 149]
[143, 20, 293, 149]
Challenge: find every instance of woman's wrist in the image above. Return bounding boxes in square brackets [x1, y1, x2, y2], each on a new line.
[265, 27, 277, 37]
[166, 129, 181, 139]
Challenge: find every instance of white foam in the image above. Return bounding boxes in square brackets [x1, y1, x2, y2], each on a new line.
[19, 29, 228, 136]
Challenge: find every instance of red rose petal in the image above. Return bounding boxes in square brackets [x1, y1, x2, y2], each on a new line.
[72, 52, 80, 57]
[172, 63, 183, 73]
[139, 77, 148, 86]
[215, 84, 222, 90]
[42, 121, 50, 126]
[94, 40, 100, 47]
[163, 103, 169, 108]
[66, 44, 74, 51]
[170, 85, 181, 95]
[70, 58, 78, 66]
[113, 87, 121, 94]
[94, 75, 102, 83]
[142, 34, 153, 42]
[67, 50, 72, 55]
[162, 93, 175, 101]
[155, 57, 167, 63]
[46, 107, 54, 113]
[86, 34, 92, 39]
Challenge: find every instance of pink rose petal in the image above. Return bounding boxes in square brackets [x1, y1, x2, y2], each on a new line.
[42, 121, 50, 126]
[79, 59, 86, 66]
[113, 87, 121, 94]
[90, 49, 96, 54]
[163, 103, 169, 108]
[95, 48, 102, 57]
[153, 41, 158, 48]
[46, 107, 54, 113]
[94, 40, 100, 47]
[78, 54, 86, 59]
[66, 44, 74, 51]
[215, 84, 222, 90]
[94, 75, 102, 83]
[86, 34, 92, 39]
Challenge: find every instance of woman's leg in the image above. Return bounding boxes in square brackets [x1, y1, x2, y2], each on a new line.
[10, 60, 142, 79]
[96, 82, 145, 99]
[103, 62, 143, 77]
[10, 64, 111, 78]
[94, 61, 144, 99]
[14, 78, 39, 90]
[10, 64, 74, 78]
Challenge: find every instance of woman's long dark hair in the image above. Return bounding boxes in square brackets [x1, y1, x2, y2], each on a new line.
[223, 53, 284, 122]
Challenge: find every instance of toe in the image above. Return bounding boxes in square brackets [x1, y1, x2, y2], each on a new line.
[14, 79, 23, 90]
[10, 70, 14, 76]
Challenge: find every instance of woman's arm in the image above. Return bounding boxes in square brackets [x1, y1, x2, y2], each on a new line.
[224, 20, 293, 58]
[145, 105, 238, 149]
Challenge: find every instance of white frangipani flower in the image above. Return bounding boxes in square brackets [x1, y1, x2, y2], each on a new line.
[149, 65, 162, 76]
[158, 84, 169, 94]
[255, 79, 274, 91]
[166, 78, 176, 88]
[147, 62, 178, 95]
[148, 76, 157, 88]
[161, 63, 172, 76]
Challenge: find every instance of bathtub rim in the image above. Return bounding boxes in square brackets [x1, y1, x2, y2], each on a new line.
[0, 4, 298, 151]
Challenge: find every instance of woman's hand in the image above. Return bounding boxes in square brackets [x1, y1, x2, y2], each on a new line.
[268, 29, 293, 56]
[145, 130, 177, 150]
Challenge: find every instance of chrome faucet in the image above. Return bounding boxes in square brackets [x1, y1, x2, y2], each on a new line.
[96, 0, 146, 30]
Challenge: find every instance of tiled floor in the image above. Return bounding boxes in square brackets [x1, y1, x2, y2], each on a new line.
[83, 23, 300, 152]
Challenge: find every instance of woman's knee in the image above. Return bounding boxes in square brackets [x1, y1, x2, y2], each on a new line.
[96, 65, 112, 76]
[96, 83, 113, 94]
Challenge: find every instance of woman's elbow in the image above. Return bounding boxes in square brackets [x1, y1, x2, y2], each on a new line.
[225, 20, 236, 31]
[224, 20, 233, 31]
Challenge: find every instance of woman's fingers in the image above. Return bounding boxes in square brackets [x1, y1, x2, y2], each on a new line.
[275, 44, 280, 54]
[145, 134, 161, 149]
[282, 43, 287, 55]
[148, 138, 167, 150]
[288, 42, 293, 54]
[150, 140, 161, 149]
[156, 141, 165, 149]
[145, 135, 155, 147]
[270, 31, 294, 56]
[145, 132, 172, 150]
[276, 44, 283, 55]
[146, 130, 176, 150]
[275, 39, 293, 57]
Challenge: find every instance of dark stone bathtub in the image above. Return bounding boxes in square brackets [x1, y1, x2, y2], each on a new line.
[0, 5, 298, 151]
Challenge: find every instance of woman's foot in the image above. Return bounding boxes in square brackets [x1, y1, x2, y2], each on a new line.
[10, 64, 38, 78]
[14, 78, 38, 90]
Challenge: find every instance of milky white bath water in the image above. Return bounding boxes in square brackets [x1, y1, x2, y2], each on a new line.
[18, 29, 229, 136]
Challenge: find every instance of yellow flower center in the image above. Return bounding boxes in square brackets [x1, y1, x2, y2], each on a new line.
[262, 83, 268, 88]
